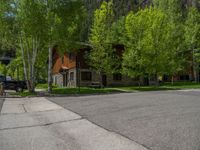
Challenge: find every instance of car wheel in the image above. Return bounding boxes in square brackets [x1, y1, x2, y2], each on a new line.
[16, 87, 23, 92]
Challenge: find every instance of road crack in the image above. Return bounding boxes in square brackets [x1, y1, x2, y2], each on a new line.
[0, 117, 83, 131]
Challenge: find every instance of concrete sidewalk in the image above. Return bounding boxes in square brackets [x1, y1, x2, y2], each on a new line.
[0, 97, 147, 150]
[0, 98, 4, 113]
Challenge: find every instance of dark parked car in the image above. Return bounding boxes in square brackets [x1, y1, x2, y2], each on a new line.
[0, 75, 27, 92]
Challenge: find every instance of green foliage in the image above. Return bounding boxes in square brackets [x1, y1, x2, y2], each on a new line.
[123, 8, 172, 78]
[44, 0, 86, 51]
[0, 0, 17, 50]
[36, 83, 57, 89]
[13, 91, 37, 97]
[1, 0, 200, 87]
[185, 7, 200, 56]
[184, 6, 200, 82]
[17, 0, 46, 37]
[116, 82, 200, 91]
[88, 0, 121, 74]
[52, 87, 120, 95]
[90, 1, 114, 45]
[153, 0, 186, 75]
[0, 63, 7, 76]
[109, 16, 126, 44]
[0, 0, 86, 90]
[6, 57, 23, 80]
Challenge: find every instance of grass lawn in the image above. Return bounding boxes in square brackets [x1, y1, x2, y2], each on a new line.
[115, 86, 177, 92]
[12, 82, 200, 97]
[11, 91, 37, 97]
[11, 87, 121, 97]
[52, 87, 121, 95]
[115, 82, 200, 92]
[36, 83, 57, 89]
[161, 82, 200, 89]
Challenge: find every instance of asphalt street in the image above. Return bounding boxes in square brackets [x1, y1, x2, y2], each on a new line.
[48, 90, 200, 150]
[0, 97, 147, 150]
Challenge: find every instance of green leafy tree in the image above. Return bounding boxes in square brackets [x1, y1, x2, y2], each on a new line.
[88, 0, 120, 87]
[44, 0, 86, 93]
[152, 0, 186, 84]
[1, 0, 86, 92]
[0, 0, 17, 51]
[0, 63, 7, 76]
[123, 8, 172, 85]
[14, 0, 48, 92]
[109, 16, 126, 45]
[185, 7, 200, 83]
[7, 57, 23, 80]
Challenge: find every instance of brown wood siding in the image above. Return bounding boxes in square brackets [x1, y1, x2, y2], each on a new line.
[64, 53, 76, 69]
[52, 46, 121, 75]
[52, 52, 76, 75]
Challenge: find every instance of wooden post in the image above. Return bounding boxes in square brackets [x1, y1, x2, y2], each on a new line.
[0, 83, 4, 96]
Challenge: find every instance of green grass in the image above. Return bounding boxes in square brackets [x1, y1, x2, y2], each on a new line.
[115, 86, 177, 91]
[12, 82, 200, 97]
[11, 87, 120, 97]
[115, 82, 200, 92]
[161, 82, 200, 89]
[36, 83, 57, 89]
[52, 87, 121, 95]
[12, 91, 37, 97]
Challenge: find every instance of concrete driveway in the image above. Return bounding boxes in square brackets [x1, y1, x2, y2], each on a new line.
[0, 98, 4, 112]
[0, 97, 147, 150]
[48, 90, 200, 150]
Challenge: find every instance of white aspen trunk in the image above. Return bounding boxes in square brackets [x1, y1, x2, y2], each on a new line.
[30, 37, 38, 93]
[26, 38, 33, 92]
[48, 47, 53, 93]
[32, 37, 35, 92]
[20, 35, 31, 91]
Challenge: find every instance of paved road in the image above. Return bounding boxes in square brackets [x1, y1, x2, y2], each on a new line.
[48, 90, 200, 150]
[0, 97, 147, 150]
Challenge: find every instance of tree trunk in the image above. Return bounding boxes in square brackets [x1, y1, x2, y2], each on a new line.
[27, 50, 34, 92]
[171, 75, 174, 86]
[155, 74, 159, 87]
[138, 81, 141, 88]
[20, 35, 31, 91]
[197, 63, 199, 83]
[99, 71, 103, 88]
[48, 47, 53, 93]
[30, 37, 38, 93]
[192, 47, 198, 83]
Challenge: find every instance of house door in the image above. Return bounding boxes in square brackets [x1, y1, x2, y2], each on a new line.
[102, 75, 107, 87]
[63, 73, 68, 87]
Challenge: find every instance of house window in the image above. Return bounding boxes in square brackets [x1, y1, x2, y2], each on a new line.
[70, 72, 74, 81]
[69, 53, 75, 60]
[180, 75, 189, 81]
[81, 72, 92, 81]
[113, 73, 122, 81]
